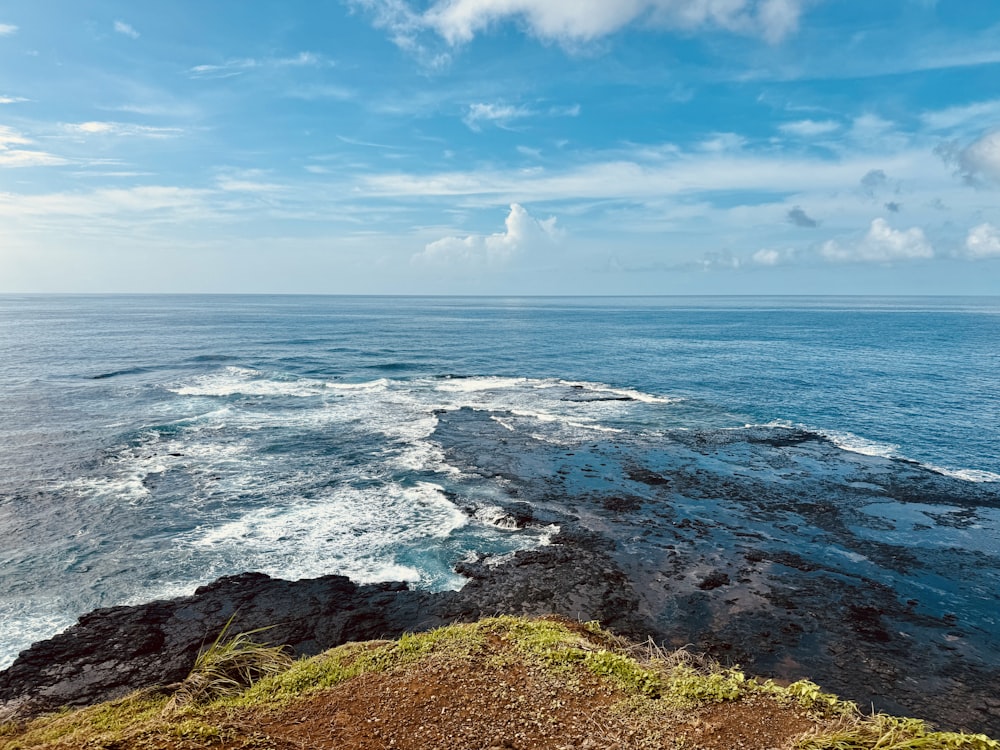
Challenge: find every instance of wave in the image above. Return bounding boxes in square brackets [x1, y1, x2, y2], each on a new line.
[182, 481, 469, 588]
[923, 465, 1000, 483]
[554, 380, 681, 404]
[760, 424, 1000, 484]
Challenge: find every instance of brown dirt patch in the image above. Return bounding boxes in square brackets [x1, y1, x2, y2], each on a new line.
[208, 657, 818, 750]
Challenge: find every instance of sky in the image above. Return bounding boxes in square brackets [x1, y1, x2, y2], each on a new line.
[1, 0, 999, 294]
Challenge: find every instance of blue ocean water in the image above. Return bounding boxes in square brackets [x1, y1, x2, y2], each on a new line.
[0, 294, 998, 669]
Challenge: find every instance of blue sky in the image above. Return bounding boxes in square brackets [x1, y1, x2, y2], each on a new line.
[1, 0, 999, 294]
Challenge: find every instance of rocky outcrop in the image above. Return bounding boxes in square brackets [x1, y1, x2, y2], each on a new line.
[0, 573, 437, 717]
[0, 526, 652, 720]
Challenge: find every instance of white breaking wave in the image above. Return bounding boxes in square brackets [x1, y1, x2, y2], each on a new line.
[170, 367, 328, 398]
[823, 429, 901, 459]
[925, 465, 1000, 484]
[820, 428, 998, 483]
[555, 379, 681, 404]
[184, 481, 468, 588]
[435, 376, 533, 393]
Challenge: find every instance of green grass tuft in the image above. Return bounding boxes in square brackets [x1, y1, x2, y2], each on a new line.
[164, 616, 293, 711]
[796, 713, 1000, 749]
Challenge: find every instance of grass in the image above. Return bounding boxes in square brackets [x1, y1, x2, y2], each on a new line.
[162, 616, 293, 712]
[1, 616, 996, 749]
[796, 714, 1000, 750]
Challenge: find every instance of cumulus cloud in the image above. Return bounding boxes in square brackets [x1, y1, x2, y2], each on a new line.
[752, 248, 779, 265]
[0, 24, 17, 36]
[113, 20, 140, 39]
[751, 247, 796, 266]
[965, 223, 1000, 259]
[0, 95, 28, 104]
[358, 0, 805, 52]
[413, 203, 560, 266]
[938, 130, 1000, 186]
[821, 218, 933, 263]
[779, 119, 840, 137]
[787, 206, 818, 228]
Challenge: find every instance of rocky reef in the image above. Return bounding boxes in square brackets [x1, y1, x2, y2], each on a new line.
[3, 406, 999, 736]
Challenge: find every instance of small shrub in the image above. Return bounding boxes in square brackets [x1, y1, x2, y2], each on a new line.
[785, 679, 857, 714]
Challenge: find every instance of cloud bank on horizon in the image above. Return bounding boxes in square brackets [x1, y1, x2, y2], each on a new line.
[0, 0, 999, 293]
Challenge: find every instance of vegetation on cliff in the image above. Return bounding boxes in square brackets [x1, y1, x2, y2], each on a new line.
[1, 616, 996, 750]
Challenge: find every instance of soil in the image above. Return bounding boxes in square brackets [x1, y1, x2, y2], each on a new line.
[202, 657, 817, 750]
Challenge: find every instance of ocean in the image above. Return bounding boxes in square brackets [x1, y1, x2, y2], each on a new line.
[1, 294, 998, 670]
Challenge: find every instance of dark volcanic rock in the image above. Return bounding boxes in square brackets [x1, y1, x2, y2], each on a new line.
[0, 573, 446, 717]
[697, 571, 731, 590]
[0, 529, 652, 720]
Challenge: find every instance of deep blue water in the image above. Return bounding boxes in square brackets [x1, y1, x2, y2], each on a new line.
[0, 295, 998, 668]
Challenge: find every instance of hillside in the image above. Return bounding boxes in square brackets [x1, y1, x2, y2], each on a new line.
[1, 616, 996, 750]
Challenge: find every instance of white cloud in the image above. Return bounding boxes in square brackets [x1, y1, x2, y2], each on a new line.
[463, 102, 533, 131]
[821, 218, 933, 263]
[64, 121, 182, 138]
[216, 179, 286, 193]
[358, 0, 805, 53]
[0, 126, 30, 147]
[0, 150, 68, 167]
[414, 203, 560, 266]
[850, 114, 896, 140]
[188, 52, 330, 79]
[0, 96, 28, 104]
[945, 130, 1000, 186]
[0, 186, 209, 217]
[965, 223, 1000, 259]
[698, 132, 746, 152]
[0, 126, 68, 167]
[0, 24, 17, 36]
[921, 100, 1000, 132]
[188, 59, 260, 78]
[550, 103, 580, 117]
[752, 248, 781, 265]
[423, 0, 804, 45]
[113, 20, 140, 39]
[361, 148, 922, 202]
[695, 251, 742, 270]
[752, 247, 797, 266]
[463, 101, 580, 130]
[779, 119, 840, 137]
